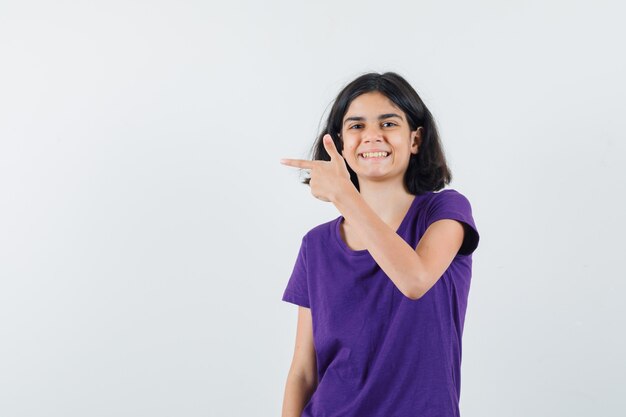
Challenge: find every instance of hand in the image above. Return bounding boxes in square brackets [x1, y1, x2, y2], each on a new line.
[280, 134, 352, 202]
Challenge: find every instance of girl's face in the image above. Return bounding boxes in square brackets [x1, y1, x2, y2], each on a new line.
[339, 91, 421, 184]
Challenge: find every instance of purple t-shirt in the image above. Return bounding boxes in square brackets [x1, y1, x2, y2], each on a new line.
[282, 189, 480, 417]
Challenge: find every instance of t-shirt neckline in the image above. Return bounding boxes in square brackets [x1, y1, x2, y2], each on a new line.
[333, 193, 425, 257]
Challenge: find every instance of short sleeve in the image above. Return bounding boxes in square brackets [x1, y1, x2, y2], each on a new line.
[425, 190, 480, 256]
[281, 235, 311, 308]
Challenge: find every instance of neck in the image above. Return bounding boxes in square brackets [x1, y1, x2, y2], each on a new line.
[352, 177, 414, 225]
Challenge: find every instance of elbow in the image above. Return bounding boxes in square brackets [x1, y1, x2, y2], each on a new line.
[405, 272, 441, 300]
[403, 284, 424, 300]
[403, 272, 427, 300]
[402, 256, 428, 300]
[405, 290, 423, 301]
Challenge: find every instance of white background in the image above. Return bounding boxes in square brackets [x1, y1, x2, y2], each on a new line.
[1, 1, 624, 416]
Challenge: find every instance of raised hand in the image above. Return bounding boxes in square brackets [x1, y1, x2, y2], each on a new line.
[280, 134, 352, 202]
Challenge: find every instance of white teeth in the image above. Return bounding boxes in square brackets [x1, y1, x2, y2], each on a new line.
[361, 151, 389, 158]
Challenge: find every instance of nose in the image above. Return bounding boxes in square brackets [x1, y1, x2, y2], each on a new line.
[362, 124, 384, 142]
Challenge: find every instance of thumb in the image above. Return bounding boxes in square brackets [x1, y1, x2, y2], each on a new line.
[323, 134, 341, 160]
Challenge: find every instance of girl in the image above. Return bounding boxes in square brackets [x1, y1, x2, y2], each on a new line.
[279, 72, 480, 417]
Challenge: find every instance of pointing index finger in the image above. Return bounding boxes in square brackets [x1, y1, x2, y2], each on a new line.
[279, 158, 316, 169]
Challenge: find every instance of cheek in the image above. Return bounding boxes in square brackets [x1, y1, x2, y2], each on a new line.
[341, 139, 357, 153]
[343, 148, 357, 160]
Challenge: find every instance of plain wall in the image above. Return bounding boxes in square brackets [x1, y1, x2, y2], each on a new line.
[1, 0, 624, 416]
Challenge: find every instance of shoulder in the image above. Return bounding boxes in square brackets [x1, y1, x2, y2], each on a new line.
[301, 217, 340, 244]
[428, 188, 474, 211]
[427, 188, 479, 256]
[432, 188, 470, 200]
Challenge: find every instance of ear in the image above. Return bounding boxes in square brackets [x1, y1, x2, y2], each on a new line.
[410, 127, 423, 154]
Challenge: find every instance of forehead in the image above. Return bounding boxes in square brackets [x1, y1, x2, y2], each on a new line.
[344, 91, 403, 118]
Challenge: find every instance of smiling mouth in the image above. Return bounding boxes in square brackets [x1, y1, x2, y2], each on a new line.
[359, 151, 391, 159]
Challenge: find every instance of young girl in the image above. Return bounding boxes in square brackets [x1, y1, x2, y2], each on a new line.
[279, 72, 480, 417]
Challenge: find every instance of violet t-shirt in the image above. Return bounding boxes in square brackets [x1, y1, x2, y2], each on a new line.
[282, 189, 480, 417]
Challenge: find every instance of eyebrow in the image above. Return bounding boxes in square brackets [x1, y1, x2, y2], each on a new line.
[343, 113, 404, 125]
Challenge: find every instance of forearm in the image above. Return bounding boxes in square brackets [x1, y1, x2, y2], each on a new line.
[332, 184, 425, 300]
[281, 372, 316, 417]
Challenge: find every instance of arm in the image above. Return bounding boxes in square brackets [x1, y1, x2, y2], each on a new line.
[333, 184, 464, 300]
[282, 306, 317, 417]
[280, 137, 466, 300]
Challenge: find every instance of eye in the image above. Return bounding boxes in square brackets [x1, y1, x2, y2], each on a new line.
[382, 121, 398, 127]
[349, 124, 363, 129]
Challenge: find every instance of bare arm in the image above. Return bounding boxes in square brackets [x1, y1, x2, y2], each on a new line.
[282, 306, 318, 417]
[333, 184, 464, 300]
